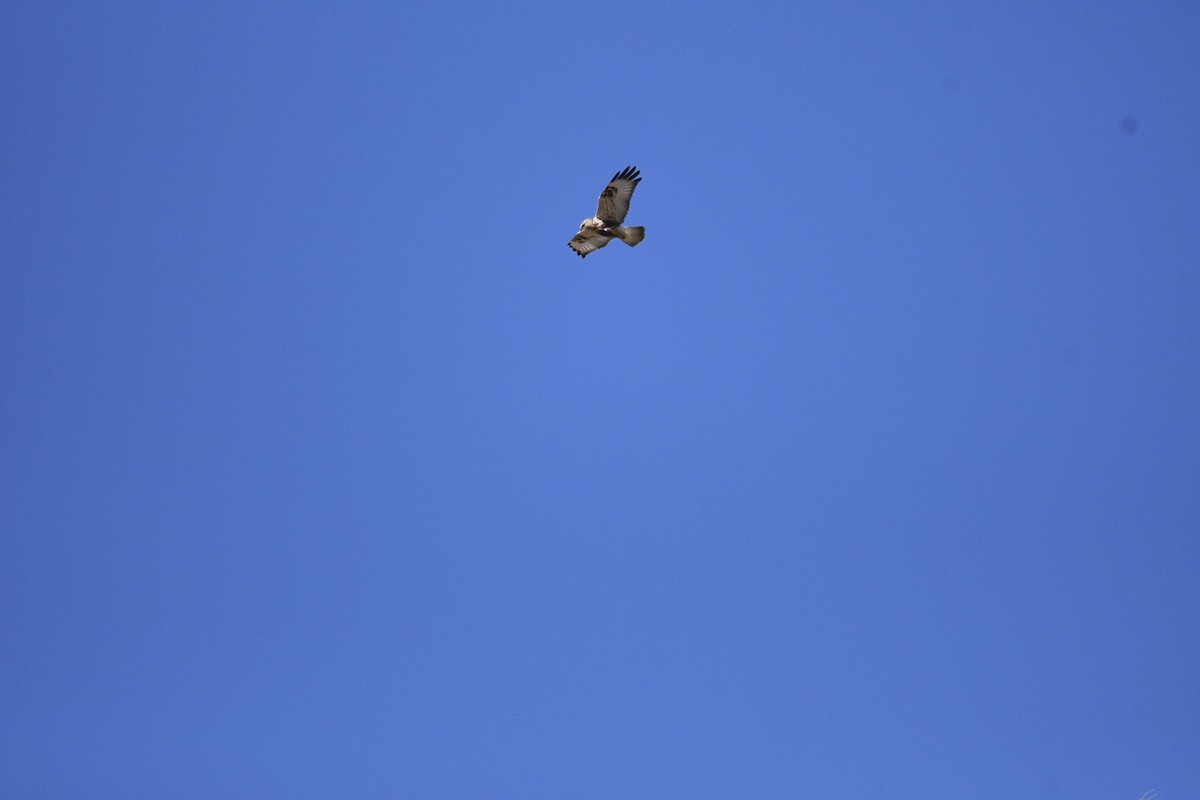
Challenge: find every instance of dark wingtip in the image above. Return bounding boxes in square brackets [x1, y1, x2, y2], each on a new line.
[611, 165, 641, 183]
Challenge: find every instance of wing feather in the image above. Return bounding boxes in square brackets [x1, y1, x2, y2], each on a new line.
[595, 166, 641, 224]
[568, 227, 612, 258]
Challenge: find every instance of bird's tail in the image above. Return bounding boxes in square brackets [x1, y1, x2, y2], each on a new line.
[615, 226, 645, 246]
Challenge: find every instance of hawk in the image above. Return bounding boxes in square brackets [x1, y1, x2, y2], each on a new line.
[568, 166, 646, 258]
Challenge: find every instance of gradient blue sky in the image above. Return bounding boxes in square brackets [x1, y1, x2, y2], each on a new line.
[3, 2, 1199, 797]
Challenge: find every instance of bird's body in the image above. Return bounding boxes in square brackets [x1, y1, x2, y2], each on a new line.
[568, 167, 645, 258]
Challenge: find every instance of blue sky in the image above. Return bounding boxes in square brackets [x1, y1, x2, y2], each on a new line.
[2, 2, 1198, 797]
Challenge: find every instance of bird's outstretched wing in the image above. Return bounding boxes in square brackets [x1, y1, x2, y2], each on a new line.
[595, 166, 640, 224]
[568, 227, 611, 258]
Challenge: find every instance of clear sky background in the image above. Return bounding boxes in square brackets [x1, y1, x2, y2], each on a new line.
[2, 2, 1198, 797]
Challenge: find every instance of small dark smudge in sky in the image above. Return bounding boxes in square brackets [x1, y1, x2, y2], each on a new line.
[1120, 114, 1139, 136]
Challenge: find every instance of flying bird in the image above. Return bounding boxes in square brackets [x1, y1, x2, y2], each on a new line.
[568, 166, 645, 258]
